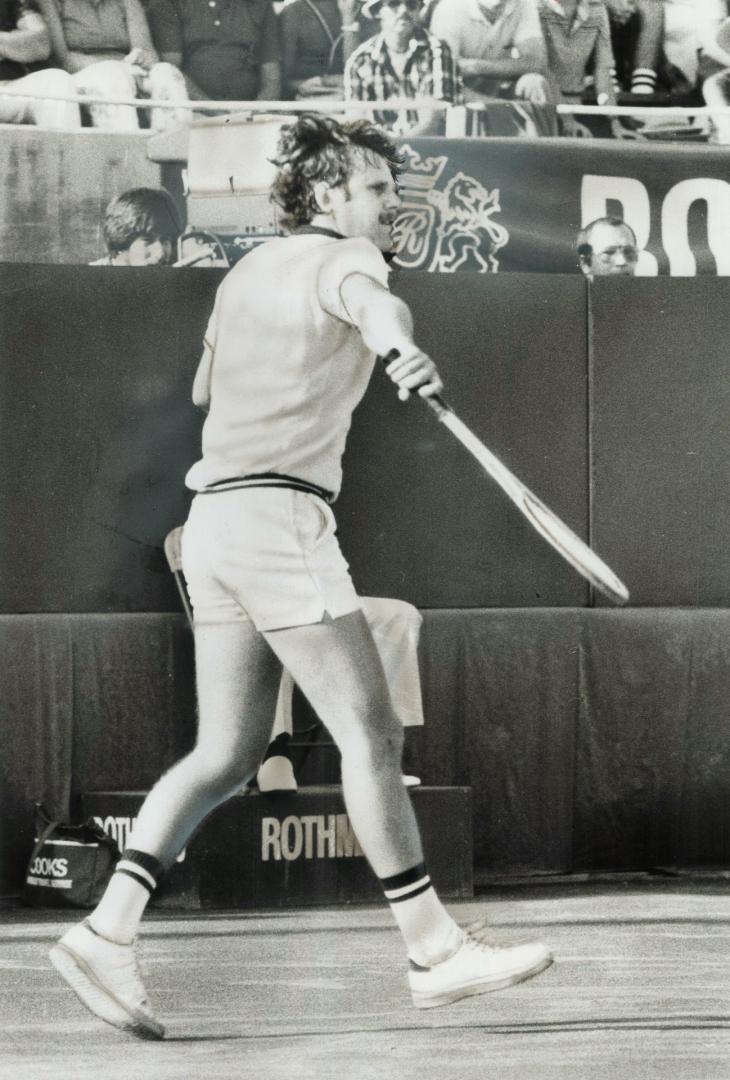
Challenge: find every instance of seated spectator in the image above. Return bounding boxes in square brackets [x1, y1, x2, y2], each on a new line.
[147, 0, 281, 103]
[605, 0, 663, 94]
[429, 0, 550, 107]
[90, 187, 182, 265]
[577, 215, 639, 278]
[344, 0, 462, 134]
[700, 3, 730, 143]
[538, 0, 622, 136]
[0, 0, 81, 127]
[279, 0, 362, 99]
[37, 0, 189, 131]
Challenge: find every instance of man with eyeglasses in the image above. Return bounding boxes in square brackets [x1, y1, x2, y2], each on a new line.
[344, 0, 462, 134]
[576, 215, 639, 278]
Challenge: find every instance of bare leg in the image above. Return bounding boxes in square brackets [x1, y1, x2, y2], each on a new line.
[72, 60, 139, 131]
[263, 609, 422, 877]
[126, 621, 282, 863]
[703, 72, 730, 144]
[633, 0, 664, 75]
[51, 619, 284, 1035]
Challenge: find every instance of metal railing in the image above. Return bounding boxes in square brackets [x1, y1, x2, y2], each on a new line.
[1, 86, 728, 136]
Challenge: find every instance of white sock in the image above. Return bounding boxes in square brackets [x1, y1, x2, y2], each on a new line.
[381, 862, 462, 967]
[88, 849, 163, 945]
[631, 68, 657, 94]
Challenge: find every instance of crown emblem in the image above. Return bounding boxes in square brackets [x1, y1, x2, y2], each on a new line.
[393, 145, 510, 273]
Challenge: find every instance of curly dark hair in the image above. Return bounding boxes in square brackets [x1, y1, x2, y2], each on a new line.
[270, 113, 404, 230]
[102, 188, 182, 254]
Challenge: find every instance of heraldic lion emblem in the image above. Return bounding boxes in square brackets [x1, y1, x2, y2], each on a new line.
[392, 145, 509, 273]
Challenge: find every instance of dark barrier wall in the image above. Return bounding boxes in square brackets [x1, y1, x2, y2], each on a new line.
[1, 268, 728, 611]
[0, 265, 208, 612]
[3, 608, 730, 892]
[0, 130, 161, 265]
[337, 273, 588, 605]
[0, 265, 588, 612]
[590, 278, 730, 606]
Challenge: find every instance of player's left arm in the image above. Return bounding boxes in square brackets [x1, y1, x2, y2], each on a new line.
[340, 273, 443, 400]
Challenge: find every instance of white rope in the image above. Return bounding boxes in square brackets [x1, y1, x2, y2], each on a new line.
[554, 103, 726, 117]
[3, 85, 729, 120]
[0, 89, 448, 112]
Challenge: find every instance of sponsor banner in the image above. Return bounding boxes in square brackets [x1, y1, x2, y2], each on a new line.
[393, 137, 730, 275]
[27, 855, 70, 885]
[93, 814, 186, 863]
[83, 790, 473, 908]
[261, 813, 365, 863]
[26, 876, 72, 889]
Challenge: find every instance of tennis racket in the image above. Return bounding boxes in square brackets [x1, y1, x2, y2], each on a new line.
[382, 352, 629, 605]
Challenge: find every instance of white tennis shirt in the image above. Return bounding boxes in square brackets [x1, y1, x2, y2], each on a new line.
[185, 232, 391, 499]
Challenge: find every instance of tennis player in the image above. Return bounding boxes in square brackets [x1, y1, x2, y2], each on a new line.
[50, 113, 552, 1038]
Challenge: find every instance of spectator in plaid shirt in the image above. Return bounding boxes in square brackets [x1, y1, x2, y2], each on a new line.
[344, 0, 462, 134]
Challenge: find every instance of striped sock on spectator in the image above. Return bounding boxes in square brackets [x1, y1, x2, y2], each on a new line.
[631, 68, 657, 94]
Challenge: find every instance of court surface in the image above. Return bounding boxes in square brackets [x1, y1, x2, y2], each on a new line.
[2, 881, 729, 1080]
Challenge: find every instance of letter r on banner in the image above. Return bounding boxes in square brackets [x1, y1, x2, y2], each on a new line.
[261, 817, 281, 861]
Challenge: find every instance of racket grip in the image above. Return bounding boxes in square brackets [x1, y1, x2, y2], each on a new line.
[379, 349, 450, 418]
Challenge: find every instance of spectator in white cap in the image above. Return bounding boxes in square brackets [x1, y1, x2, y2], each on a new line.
[344, 0, 462, 134]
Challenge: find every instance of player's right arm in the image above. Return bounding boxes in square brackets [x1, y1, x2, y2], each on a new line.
[339, 273, 443, 401]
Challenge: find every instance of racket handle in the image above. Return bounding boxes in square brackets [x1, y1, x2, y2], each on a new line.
[379, 349, 450, 419]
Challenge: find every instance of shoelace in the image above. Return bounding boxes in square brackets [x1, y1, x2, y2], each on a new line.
[462, 919, 502, 951]
[107, 944, 150, 1007]
[463, 919, 534, 953]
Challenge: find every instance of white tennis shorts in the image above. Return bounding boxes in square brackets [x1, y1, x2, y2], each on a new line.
[181, 487, 360, 631]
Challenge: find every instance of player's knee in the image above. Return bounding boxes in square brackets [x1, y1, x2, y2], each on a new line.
[85, 60, 136, 97]
[364, 596, 422, 633]
[148, 62, 187, 93]
[37, 69, 76, 95]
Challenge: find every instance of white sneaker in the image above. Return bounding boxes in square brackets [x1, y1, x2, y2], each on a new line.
[257, 754, 297, 793]
[402, 774, 421, 787]
[408, 920, 553, 1009]
[49, 920, 164, 1039]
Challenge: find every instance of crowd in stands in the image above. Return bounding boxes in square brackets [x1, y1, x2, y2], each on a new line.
[3, 0, 730, 140]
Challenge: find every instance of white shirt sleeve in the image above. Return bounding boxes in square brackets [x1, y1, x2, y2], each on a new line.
[317, 237, 391, 324]
[192, 290, 221, 410]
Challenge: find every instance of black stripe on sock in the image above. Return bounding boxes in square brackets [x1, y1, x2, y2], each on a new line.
[387, 879, 433, 904]
[116, 866, 156, 895]
[121, 848, 164, 884]
[380, 861, 427, 891]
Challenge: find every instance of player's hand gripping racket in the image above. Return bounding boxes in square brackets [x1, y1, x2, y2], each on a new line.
[381, 350, 629, 605]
